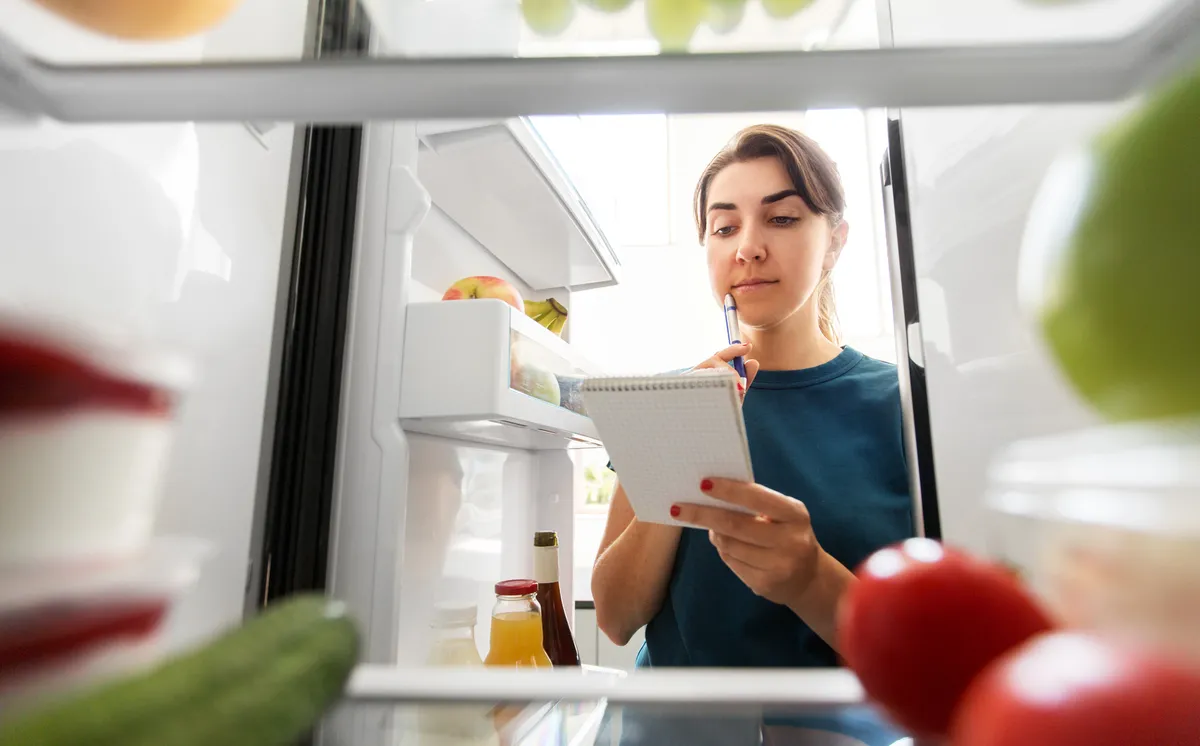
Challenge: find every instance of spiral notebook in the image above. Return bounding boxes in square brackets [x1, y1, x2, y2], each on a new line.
[580, 370, 756, 526]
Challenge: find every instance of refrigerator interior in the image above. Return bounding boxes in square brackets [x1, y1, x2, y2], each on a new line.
[0, 0, 1196, 744]
[325, 100, 917, 676]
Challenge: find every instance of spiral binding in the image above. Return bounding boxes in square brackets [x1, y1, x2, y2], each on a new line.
[582, 374, 736, 392]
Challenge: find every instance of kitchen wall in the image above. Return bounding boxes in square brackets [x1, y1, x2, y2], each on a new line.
[0, 0, 310, 651]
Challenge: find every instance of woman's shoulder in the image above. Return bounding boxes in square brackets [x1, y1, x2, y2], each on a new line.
[845, 349, 900, 384]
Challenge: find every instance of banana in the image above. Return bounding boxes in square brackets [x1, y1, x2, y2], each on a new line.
[524, 299, 554, 320]
[524, 298, 569, 335]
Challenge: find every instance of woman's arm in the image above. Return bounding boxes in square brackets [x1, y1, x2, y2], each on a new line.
[591, 481, 682, 646]
[783, 549, 857, 651]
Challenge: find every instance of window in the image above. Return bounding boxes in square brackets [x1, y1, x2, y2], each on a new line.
[561, 110, 897, 600]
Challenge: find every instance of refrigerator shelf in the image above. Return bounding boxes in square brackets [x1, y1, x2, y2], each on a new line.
[340, 663, 863, 710]
[416, 118, 620, 293]
[399, 299, 603, 450]
[0, 0, 1197, 123]
[331, 664, 630, 746]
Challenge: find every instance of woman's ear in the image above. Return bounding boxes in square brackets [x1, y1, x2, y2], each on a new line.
[823, 220, 850, 271]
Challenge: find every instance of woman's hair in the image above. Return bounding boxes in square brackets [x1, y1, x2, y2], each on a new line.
[693, 124, 845, 345]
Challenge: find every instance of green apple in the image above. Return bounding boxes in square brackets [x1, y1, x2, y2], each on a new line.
[522, 0, 575, 36]
[646, 0, 707, 53]
[760, 0, 814, 19]
[706, 0, 746, 34]
[513, 363, 563, 407]
[582, 0, 635, 12]
[1020, 63, 1200, 422]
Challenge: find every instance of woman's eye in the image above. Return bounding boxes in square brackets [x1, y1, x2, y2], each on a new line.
[770, 216, 799, 226]
[713, 225, 736, 236]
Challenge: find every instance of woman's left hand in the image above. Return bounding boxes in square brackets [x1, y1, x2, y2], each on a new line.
[671, 478, 822, 608]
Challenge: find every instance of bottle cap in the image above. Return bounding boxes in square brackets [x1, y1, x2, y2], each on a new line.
[495, 579, 537, 596]
[533, 531, 558, 548]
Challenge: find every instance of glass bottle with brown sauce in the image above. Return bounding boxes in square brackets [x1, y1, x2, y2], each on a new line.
[532, 530, 580, 666]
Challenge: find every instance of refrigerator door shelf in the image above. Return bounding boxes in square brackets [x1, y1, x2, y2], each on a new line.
[416, 118, 621, 293]
[399, 299, 603, 451]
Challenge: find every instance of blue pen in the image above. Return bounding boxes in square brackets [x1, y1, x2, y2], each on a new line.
[723, 293, 747, 380]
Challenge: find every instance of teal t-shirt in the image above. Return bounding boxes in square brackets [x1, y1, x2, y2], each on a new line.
[614, 346, 915, 744]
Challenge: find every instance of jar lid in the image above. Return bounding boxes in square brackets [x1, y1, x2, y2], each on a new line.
[430, 602, 477, 629]
[495, 579, 537, 596]
[987, 419, 1200, 536]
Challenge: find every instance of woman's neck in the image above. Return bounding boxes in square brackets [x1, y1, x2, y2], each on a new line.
[742, 308, 842, 372]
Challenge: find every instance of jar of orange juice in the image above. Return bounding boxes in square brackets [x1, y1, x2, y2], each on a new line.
[484, 579, 552, 668]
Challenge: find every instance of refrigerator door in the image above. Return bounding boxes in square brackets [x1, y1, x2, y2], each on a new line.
[888, 102, 1129, 553]
[879, 114, 940, 540]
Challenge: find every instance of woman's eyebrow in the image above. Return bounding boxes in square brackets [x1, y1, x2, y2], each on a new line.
[762, 189, 800, 205]
[708, 189, 801, 213]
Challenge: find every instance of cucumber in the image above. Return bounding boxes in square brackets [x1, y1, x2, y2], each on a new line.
[0, 593, 361, 746]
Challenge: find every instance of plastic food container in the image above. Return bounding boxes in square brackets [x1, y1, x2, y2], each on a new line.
[986, 419, 1200, 665]
[0, 538, 210, 710]
[0, 310, 191, 567]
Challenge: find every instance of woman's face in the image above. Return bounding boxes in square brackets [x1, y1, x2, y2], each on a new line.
[704, 156, 846, 330]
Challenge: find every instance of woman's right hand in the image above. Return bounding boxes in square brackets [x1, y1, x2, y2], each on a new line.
[690, 342, 759, 401]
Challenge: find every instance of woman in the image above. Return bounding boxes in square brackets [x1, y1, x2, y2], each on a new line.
[591, 124, 915, 745]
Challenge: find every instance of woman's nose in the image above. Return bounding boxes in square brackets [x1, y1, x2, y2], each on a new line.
[736, 227, 767, 263]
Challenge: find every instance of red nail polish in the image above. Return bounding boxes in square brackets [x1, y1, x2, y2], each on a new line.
[700, 479, 713, 492]
[670, 504, 681, 517]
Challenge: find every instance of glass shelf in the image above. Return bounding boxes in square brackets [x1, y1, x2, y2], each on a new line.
[327, 664, 891, 746]
[0, 0, 1195, 122]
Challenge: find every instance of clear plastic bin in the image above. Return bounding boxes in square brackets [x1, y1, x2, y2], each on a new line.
[509, 329, 590, 417]
[986, 419, 1200, 666]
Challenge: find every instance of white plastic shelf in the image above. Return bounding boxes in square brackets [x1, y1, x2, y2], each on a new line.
[399, 299, 602, 450]
[342, 663, 863, 711]
[416, 118, 620, 293]
[0, 0, 1196, 122]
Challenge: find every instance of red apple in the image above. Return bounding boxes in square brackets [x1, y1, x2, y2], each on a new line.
[442, 276, 524, 311]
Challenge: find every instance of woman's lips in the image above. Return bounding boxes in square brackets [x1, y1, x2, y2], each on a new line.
[732, 280, 777, 294]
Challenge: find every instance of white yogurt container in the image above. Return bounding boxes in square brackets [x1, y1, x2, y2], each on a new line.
[986, 418, 1200, 666]
[0, 538, 211, 712]
[0, 310, 191, 567]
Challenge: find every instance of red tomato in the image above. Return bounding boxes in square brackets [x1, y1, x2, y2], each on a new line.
[951, 631, 1200, 746]
[838, 538, 1055, 738]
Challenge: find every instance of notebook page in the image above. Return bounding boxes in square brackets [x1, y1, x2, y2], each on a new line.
[581, 373, 756, 526]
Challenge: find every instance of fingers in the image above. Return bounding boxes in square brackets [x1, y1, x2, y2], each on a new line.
[744, 358, 760, 390]
[708, 530, 776, 570]
[702, 478, 810, 523]
[714, 342, 752, 363]
[672, 503, 777, 546]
